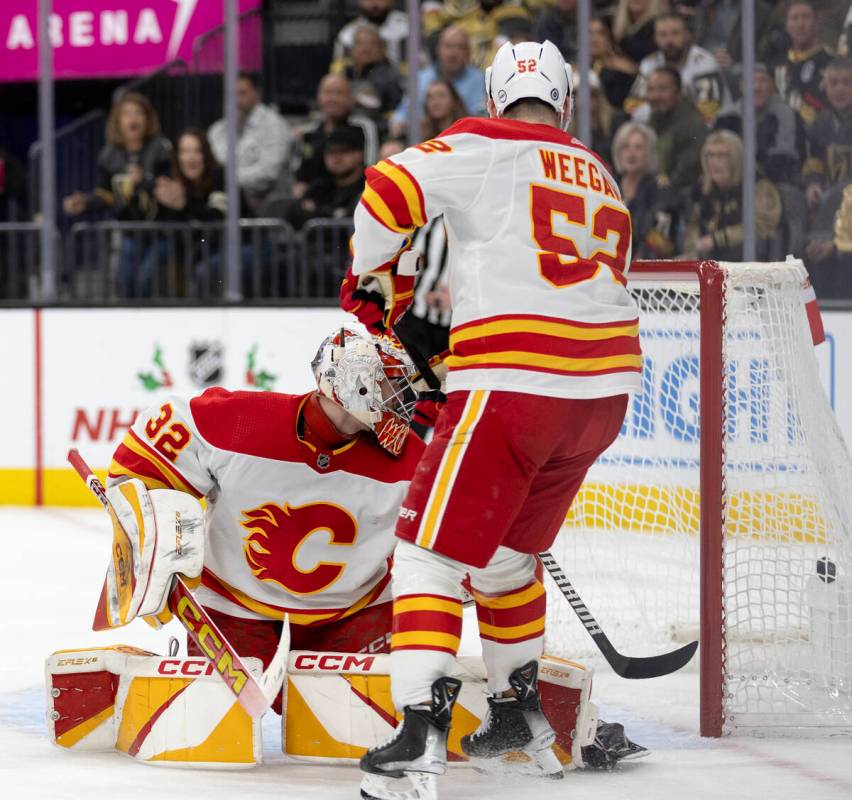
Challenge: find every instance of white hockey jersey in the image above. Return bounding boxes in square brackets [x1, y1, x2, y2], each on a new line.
[351, 117, 641, 399]
[108, 389, 424, 623]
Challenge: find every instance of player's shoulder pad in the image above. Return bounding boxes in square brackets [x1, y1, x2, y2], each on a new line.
[188, 388, 305, 459]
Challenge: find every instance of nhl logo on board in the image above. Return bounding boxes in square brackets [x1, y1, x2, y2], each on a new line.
[189, 341, 224, 387]
[317, 453, 331, 469]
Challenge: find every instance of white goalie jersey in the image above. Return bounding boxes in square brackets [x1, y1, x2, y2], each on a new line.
[351, 116, 642, 400]
[108, 388, 425, 623]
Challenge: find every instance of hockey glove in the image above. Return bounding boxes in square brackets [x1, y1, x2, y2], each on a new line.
[339, 267, 387, 333]
[412, 390, 447, 429]
[339, 250, 420, 334]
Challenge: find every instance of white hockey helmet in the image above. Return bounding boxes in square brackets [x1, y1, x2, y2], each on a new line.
[486, 40, 574, 130]
[311, 328, 418, 456]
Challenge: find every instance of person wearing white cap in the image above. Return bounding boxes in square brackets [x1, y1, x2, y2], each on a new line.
[344, 39, 642, 800]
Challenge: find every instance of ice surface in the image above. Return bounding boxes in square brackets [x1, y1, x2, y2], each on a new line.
[1, 508, 851, 800]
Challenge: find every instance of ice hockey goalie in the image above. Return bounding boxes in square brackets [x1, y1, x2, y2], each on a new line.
[46, 328, 646, 773]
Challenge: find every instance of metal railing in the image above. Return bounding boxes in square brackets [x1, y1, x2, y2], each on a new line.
[299, 218, 355, 298]
[66, 219, 299, 302]
[0, 222, 60, 302]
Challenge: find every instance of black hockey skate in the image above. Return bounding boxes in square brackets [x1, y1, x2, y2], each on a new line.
[360, 676, 462, 800]
[581, 720, 650, 769]
[460, 661, 563, 780]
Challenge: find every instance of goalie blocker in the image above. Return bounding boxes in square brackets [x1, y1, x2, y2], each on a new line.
[48, 648, 641, 770]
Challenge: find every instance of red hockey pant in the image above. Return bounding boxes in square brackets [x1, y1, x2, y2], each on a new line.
[395, 390, 628, 567]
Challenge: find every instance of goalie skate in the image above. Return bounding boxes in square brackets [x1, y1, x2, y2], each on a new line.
[359, 677, 461, 800]
[460, 661, 563, 780]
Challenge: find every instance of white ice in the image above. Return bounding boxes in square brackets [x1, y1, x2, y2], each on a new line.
[1, 507, 851, 800]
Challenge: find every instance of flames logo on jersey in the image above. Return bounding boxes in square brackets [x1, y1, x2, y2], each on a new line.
[241, 502, 358, 595]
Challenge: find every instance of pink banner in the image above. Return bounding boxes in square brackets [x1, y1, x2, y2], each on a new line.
[0, 0, 261, 82]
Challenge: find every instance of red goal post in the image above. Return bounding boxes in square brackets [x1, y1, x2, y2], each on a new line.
[629, 260, 725, 737]
[544, 258, 852, 738]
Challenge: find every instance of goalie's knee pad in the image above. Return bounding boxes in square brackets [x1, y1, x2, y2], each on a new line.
[47, 646, 262, 767]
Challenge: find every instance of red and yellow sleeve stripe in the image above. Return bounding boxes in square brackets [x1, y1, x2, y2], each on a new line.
[391, 594, 463, 655]
[446, 314, 642, 377]
[474, 578, 546, 645]
[108, 429, 202, 498]
[360, 159, 427, 234]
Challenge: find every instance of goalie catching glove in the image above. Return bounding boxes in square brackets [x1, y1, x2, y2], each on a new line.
[340, 248, 420, 334]
[92, 478, 205, 631]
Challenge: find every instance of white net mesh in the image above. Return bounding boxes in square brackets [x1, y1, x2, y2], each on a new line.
[544, 260, 852, 735]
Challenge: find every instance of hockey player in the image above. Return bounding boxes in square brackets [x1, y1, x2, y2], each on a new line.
[104, 329, 424, 697]
[341, 39, 641, 799]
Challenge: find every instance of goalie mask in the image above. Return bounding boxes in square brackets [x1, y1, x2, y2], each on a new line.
[311, 328, 418, 456]
[486, 39, 574, 130]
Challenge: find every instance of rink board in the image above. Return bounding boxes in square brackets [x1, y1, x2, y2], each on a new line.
[0, 307, 849, 506]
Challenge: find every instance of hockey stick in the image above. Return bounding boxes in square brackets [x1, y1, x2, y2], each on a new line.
[67, 448, 289, 717]
[538, 551, 698, 679]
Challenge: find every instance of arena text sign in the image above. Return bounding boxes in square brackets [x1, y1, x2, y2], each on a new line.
[1, 0, 260, 82]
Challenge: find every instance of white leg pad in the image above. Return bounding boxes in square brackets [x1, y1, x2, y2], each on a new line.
[46, 646, 262, 768]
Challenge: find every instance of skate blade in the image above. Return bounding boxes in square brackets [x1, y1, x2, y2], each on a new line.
[360, 771, 439, 800]
[468, 748, 564, 780]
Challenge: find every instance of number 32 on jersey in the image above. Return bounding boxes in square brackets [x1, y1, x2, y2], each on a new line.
[530, 183, 632, 288]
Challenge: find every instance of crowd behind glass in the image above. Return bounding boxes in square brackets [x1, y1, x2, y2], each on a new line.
[1, 0, 851, 302]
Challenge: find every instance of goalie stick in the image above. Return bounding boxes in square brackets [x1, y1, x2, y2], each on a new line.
[67, 448, 289, 718]
[539, 551, 698, 679]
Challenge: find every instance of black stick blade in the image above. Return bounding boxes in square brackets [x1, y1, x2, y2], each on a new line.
[539, 550, 698, 679]
[597, 635, 698, 679]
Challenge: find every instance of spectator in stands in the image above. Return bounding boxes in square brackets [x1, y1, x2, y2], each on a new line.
[627, 11, 732, 125]
[63, 92, 172, 221]
[686, 1, 783, 72]
[532, 0, 578, 63]
[805, 180, 852, 298]
[0, 147, 26, 221]
[590, 15, 638, 111]
[420, 80, 468, 141]
[804, 58, 852, 213]
[284, 124, 366, 230]
[293, 74, 379, 197]
[207, 72, 291, 211]
[612, 121, 681, 258]
[684, 130, 784, 261]
[715, 63, 809, 256]
[112, 129, 245, 298]
[715, 64, 805, 185]
[774, 1, 834, 129]
[151, 129, 257, 298]
[334, 0, 409, 67]
[332, 25, 404, 124]
[646, 67, 707, 192]
[423, 1, 532, 70]
[389, 26, 486, 139]
[612, 0, 664, 65]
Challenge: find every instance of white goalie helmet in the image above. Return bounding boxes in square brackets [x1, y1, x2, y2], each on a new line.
[486, 39, 574, 130]
[311, 328, 418, 456]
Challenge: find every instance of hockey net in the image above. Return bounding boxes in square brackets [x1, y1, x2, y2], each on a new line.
[543, 259, 852, 737]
